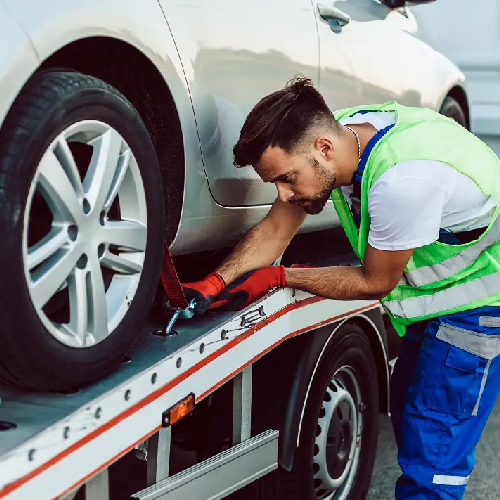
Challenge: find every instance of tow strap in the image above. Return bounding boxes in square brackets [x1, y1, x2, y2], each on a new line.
[160, 243, 189, 310]
[159, 243, 198, 334]
[159, 243, 228, 334]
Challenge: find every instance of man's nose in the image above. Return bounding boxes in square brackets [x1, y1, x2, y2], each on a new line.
[276, 183, 294, 203]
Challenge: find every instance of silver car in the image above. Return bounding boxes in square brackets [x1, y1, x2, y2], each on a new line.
[0, 0, 468, 390]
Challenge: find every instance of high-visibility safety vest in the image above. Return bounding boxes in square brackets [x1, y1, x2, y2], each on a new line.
[331, 101, 500, 336]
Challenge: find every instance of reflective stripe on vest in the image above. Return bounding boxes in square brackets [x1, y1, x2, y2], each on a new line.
[385, 269, 500, 319]
[401, 218, 500, 287]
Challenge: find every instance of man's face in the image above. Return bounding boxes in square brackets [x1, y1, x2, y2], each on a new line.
[255, 146, 337, 214]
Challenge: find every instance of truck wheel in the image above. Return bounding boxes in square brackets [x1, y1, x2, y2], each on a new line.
[440, 95, 467, 128]
[0, 71, 165, 390]
[291, 322, 379, 499]
[232, 322, 379, 500]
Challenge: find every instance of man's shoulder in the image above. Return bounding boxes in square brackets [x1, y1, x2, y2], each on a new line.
[375, 159, 455, 183]
[369, 160, 455, 203]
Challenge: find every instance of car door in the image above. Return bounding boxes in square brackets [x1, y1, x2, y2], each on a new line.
[313, 0, 363, 114]
[159, 0, 320, 207]
[314, 0, 429, 108]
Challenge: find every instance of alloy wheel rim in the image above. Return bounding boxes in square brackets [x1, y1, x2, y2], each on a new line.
[313, 365, 363, 500]
[22, 120, 147, 348]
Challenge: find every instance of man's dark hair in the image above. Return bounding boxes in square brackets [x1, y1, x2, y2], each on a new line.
[233, 76, 340, 168]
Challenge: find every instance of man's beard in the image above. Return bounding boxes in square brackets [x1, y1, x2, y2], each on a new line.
[290, 158, 337, 215]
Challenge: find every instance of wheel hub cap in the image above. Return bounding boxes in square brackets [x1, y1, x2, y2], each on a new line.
[326, 401, 354, 479]
[23, 120, 147, 348]
[313, 367, 363, 499]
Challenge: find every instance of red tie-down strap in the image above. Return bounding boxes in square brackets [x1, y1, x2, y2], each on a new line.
[160, 244, 230, 311]
[160, 243, 189, 310]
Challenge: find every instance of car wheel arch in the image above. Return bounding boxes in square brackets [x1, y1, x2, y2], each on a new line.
[251, 308, 390, 472]
[36, 36, 189, 244]
[444, 85, 470, 130]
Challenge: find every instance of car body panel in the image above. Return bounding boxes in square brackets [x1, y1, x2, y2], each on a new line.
[158, 0, 320, 208]
[399, 3, 468, 111]
[0, 1, 40, 126]
[0, 0, 468, 256]
[2, 0, 194, 158]
[318, 1, 426, 107]
[411, 0, 498, 153]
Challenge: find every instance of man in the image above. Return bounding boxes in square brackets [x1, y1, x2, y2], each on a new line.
[182, 76, 500, 499]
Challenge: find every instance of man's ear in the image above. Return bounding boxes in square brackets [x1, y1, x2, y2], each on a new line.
[314, 135, 334, 159]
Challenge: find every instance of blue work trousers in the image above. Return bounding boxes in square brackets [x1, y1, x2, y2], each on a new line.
[390, 306, 500, 499]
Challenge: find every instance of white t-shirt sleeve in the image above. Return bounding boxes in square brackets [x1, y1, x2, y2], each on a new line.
[367, 161, 453, 251]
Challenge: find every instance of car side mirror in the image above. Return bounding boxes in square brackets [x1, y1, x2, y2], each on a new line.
[380, 0, 436, 7]
[405, 0, 436, 5]
[380, 0, 405, 7]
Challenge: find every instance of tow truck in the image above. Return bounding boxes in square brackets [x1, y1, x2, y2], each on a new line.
[0, 233, 395, 500]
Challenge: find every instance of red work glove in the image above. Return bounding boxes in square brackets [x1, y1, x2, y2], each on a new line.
[182, 272, 226, 316]
[216, 266, 286, 311]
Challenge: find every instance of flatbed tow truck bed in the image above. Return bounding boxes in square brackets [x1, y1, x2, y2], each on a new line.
[0, 284, 386, 500]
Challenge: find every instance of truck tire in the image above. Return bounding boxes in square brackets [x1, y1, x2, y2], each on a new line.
[440, 95, 467, 128]
[232, 322, 379, 500]
[0, 71, 165, 390]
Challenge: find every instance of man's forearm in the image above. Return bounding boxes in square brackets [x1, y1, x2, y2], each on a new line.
[284, 265, 389, 301]
[216, 223, 289, 285]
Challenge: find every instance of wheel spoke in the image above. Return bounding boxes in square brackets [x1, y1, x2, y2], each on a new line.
[104, 149, 131, 212]
[101, 220, 147, 251]
[84, 128, 123, 213]
[54, 137, 84, 199]
[67, 268, 89, 345]
[38, 150, 83, 223]
[87, 254, 108, 343]
[30, 246, 81, 309]
[101, 249, 143, 274]
[27, 227, 68, 271]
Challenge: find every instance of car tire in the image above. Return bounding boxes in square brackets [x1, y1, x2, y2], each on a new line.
[439, 95, 467, 128]
[0, 70, 165, 391]
[231, 322, 379, 500]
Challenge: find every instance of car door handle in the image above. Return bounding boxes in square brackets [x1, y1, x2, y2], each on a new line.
[317, 4, 350, 27]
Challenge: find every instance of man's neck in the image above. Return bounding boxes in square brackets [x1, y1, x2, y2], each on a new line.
[338, 123, 378, 186]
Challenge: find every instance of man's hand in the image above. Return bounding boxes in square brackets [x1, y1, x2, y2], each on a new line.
[216, 266, 286, 311]
[284, 245, 413, 301]
[182, 272, 227, 315]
